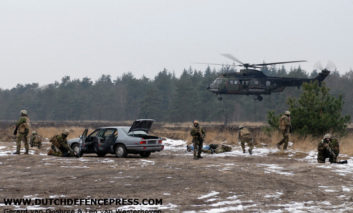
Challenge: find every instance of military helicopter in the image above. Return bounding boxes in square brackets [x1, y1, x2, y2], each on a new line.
[205, 54, 330, 101]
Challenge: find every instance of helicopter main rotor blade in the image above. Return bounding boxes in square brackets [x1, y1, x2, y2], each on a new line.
[220, 53, 245, 65]
[253, 60, 307, 66]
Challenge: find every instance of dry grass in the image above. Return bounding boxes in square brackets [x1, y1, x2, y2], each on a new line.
[0, 126, 94, 142]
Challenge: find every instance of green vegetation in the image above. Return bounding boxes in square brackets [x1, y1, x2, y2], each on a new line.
[268, 82, 350, 136]
[0, 66, 352, 123]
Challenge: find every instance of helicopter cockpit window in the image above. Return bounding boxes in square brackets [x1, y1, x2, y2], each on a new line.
[254, 80, 259, 85]
[230, 80, 233, 84]
[266, 81, 271, 86]
[233, 80, 238, 85]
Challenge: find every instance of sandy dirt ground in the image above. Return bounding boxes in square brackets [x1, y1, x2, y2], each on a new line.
[0, 139, 353, 212]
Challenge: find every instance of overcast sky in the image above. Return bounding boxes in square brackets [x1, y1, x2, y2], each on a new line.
[0, 0, 352, 89]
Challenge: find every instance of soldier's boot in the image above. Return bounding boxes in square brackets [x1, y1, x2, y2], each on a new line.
[248, 149, 253, 155]
[283, 140, 288, 150]
[13, 151, 20, 154]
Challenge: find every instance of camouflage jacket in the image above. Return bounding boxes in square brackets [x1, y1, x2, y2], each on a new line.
[238, 127, 252, 141]
[30, 134, 42, 144]
[318, 138, 340, 156]
[50, 134, 70, 151]
[16, 116, 31, 135]
[279, 115, 291, 132]
[190, 126, 205, 142]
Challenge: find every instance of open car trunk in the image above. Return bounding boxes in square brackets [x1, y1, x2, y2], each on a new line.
[129, 119, 155, 133]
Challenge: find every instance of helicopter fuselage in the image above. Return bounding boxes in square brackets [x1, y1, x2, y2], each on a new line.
[208, 69, 329, 97]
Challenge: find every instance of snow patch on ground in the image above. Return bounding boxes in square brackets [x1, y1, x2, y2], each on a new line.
[264, 192, 283, 199]
[198, 191, 219, 199]
[258, 164, 294, 176]
[163, 138, 187, 151]
[140, 159, 155, 166]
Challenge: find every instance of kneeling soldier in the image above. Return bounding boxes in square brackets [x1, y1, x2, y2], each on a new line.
[317, 133, 339, 163]
[30, 131, 42, 149]
[48, 129, 75, 157]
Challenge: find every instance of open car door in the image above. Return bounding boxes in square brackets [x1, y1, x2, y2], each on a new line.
[76, 128, 88, 157]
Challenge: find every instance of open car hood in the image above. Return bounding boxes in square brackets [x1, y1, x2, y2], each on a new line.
[128, 119, 155, 133]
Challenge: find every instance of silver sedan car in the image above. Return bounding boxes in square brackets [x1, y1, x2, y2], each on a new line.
[67, 119, 164, 158]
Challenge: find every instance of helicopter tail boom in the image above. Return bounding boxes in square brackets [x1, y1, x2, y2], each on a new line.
[314, 69, 330, 82]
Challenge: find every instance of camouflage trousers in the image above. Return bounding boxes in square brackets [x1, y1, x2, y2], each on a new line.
[277, 131, 289, 150]
[317, 150, 337, 163]
[240, 137, 254, 154]
[16, 133, 29, 153]
[47, 145, 75, 157]
[193, 139, 203, 158]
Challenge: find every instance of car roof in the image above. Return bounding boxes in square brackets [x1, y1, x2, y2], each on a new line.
[96, 126, 130, 129]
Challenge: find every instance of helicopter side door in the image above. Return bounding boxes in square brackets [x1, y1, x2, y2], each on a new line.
[227, 79, 240, 93]
[239, 79, 250, 93]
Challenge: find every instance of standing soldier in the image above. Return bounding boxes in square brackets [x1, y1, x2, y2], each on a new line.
[30, 131, 42, 149]
[277, 110, 291, 150]
[317, 134, 339, 163]
[48, 129, 75, 157]
[238, 124, 254, 155]
[190, 120, 205, 160]
[13, 109, 31, 154]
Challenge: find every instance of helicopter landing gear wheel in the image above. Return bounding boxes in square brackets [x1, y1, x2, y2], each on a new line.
[256, 95, 263, 101]
[217, 95, 223, 101]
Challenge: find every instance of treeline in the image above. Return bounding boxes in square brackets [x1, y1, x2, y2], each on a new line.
[0, 66, 352, 122]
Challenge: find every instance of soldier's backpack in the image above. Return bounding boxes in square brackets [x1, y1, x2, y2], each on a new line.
[279, 115, 287, 131]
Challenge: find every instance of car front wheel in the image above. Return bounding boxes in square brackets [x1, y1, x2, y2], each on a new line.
[115, 144, 127, 158]
[72, 143, 83, 157]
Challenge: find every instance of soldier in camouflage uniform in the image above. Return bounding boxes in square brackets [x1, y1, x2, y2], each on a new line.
[205, 144, 232, 154]
[190, 120, 205, 160]
[277, 110, 291, 150]
[238, 124, 254, 155]
[47, 129, 75, 157]
[13, 110, 31, 154]
[30, 131, 42, 149]
[317, 133, 339, 163]
[187, 144, 232, 154]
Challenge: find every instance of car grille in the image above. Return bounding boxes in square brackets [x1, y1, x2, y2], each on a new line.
[148, 140, 157, 144]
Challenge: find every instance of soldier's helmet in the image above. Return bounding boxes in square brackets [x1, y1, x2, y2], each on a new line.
[239, 124, 244, 129]
[20, 109, 28, 116]
[284, 111, 291, 116]
[323, 133, 332, 140]
[193, 120, 199, 124]
[32, 131, 37, 135]
[62, 129, 70, 136]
